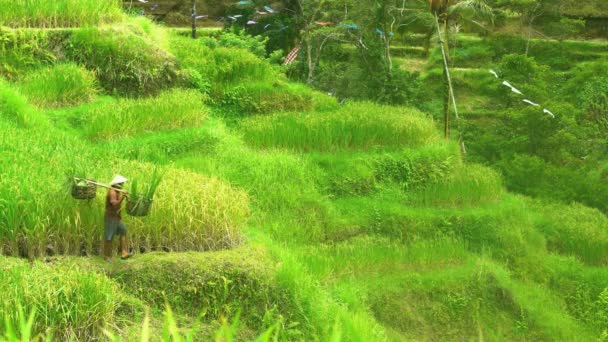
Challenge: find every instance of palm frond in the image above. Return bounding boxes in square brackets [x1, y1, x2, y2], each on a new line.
[395, 10, 435, 29]
[449, 0, 494, 22]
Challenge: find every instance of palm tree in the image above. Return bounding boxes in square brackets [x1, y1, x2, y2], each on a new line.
[191, 0, 197, 39]
[428, 0, 493, 140]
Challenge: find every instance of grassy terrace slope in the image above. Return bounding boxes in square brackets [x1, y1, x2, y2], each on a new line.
[1, 6, 608, 342]
[0, 0, 124, 27]
[415, 33, 608, 215]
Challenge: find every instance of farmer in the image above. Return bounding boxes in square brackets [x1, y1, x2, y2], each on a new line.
[104, 175, 133, 262]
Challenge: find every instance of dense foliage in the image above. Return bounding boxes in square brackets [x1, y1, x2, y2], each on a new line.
[1, 1, 607, 341]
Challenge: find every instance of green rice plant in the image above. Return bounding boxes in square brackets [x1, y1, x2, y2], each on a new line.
[365, 257, 595, 341]
[129, 167, 164, 201]
[174, 129, 339, 244]
[170, 34, 278, 87]
[407, 164, 504, 208]
[129, 179, 140, 201]
[66, 27, 179, 96]
[123, 16, 171, 52]
[158, 305, 210, 342]
[310, 152, 378, 196]
[99, 124, 220, 164]
[0, 29, 59, 79]
[0, 258, 124, 340]
[544, 255, 608, 332]
[334, 191, 546, 274]
[109, 248, 298, 328]
[308, 143, 460, 197]
[0, 0, 124, 28]
[144, 168, 163, 200]
[3, 304, 306, 342]
[374, 142, 461, 190]
[240, 102, 440, 152]
[266, 238, 387, 341]
[19, 63, 98, 108]
[0, 78, 48, 127]
[5, 13, 608, 340]
[531, 200, 608, 266]
[297, 236, 471, 282]
[70, 160, 249, 254]
[127, 167, 165, 216]
[2, 305, 38, 342]
[80, 89, 208, 141]
[212, 81, 325, 116]
[311, 91, 340, 112]
[103, 303, 318, 342]
[199, 31, 268, 59]
[108, 308, 216, 342]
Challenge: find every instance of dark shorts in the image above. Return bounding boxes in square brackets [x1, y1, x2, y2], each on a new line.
[104, 217, 127, 241]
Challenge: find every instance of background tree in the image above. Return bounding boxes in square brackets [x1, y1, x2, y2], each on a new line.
[428, 0, 494, 139]
[293, 0, 350, 85]
[495, 0, 543, 55]
[336, 0, 426, 102]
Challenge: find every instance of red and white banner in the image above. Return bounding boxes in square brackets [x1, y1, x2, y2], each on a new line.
[283, 44, 301, 65]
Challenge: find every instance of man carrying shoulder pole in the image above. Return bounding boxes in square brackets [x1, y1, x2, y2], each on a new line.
[104, 175, 133, 262]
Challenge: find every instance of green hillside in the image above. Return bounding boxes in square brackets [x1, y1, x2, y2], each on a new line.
[1, 1, 608, 341]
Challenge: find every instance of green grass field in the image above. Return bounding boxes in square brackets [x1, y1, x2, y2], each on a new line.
[1, 2, 608, 341]
[0, 0, 124, 27]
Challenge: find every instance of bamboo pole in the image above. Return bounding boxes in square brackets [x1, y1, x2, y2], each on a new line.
[74, 178, 129, 194]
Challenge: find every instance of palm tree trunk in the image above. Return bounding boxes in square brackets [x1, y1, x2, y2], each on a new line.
[525, 23, 532, 56]
[386, 39, 393, 76]
[191, 0, 197, 39]
[305, 31, 314, 85]
[434, 12, 459, 140]
[443, 17, 451, 140]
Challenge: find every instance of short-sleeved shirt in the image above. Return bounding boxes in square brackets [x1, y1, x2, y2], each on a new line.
[105, 188, 124, 220]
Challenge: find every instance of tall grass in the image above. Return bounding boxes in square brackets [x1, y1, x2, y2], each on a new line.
[531, 200, 608, 265]
[175, 131, 336, 244]
[0, 29, 58, 79]
[407, 164, 504, 207]
[80, 89, 208, 141]
[0, 258, 123, 340]
[265, 238, 388, 341]
[213, 81, 336, 116]
[99, 123, 220, 164]
[4, 301, 342, 342]
[1, 20, 178, 95]
[67, 27, 179, 96]
[0, 78, 48, 127]
[366, 257, 595, 340]
[297, 235, 471, 281]
[19, 63, 98, 108]
[170, 35, 278, 86]
[311, 152, 378, 196]
[110, 248, 299, 329]
[170, 30, 336, 115]
[240, 102, 440, 152]
[374, 143, 461, 190]
[309, 143, 460, 196]
[333, 192, 546, 274]
[545, 254, 608, 332]
[0, 0, 124, 28]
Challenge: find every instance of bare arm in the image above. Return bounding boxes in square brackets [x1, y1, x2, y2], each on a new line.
[109, 189, 123, 206]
